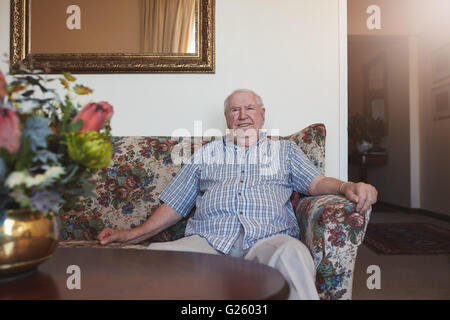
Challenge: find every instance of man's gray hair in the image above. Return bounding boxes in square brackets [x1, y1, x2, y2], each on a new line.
[224, 89, 264, 112]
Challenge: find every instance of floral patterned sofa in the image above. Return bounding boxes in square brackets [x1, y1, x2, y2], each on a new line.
[58, 123, 371, 300]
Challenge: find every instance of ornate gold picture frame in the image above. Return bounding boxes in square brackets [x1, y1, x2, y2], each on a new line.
[10, 0, 215, 73]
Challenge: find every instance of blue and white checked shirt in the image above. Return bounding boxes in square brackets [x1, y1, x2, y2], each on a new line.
[158, 133, 321, 254]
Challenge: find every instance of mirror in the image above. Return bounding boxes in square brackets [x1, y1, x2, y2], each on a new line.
[10, 0, 215, 73]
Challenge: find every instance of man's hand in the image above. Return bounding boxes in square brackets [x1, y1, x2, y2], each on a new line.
[97, 228, 136, 245]
[309, 175, 378, 213]
[341, 182, 378, 213]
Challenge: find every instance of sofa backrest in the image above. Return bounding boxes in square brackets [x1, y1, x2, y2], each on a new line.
[60, 123, 326, 243]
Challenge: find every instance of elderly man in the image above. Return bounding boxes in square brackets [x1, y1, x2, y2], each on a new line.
[98, 89, 378, 299]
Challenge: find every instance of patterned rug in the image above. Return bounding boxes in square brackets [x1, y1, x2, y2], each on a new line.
[363, 223, 450, 255]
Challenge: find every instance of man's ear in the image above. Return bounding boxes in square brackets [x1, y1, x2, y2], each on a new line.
[224, 111, 232, 129]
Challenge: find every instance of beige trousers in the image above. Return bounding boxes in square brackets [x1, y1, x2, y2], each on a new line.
[148, 231, 319, 300]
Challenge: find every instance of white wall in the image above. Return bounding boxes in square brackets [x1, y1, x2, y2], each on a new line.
[418, 37, 450, 217]
[416, 1, 450, 217]
[0, 0, 345, 178]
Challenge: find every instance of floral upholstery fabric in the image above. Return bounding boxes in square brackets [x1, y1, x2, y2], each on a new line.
[284, 123, 326, 174]
[58, 123, 370, 299]
[59, 136, 213, 244]
[296, 195, 371, 300]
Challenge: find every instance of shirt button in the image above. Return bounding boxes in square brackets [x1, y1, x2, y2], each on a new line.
[240, 180, 244, 183]
[238, 192, 242, 196]
[239, 211, 243, 215]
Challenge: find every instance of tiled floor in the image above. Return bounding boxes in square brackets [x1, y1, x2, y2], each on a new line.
[352, 209, 450, 300]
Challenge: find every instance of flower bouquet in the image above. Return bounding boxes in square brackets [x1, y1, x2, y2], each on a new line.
[348, 112, 385, 154]
[0, 67, 114, 216]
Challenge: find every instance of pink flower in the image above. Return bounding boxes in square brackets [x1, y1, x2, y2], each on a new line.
[316, 125, 326, 137]
[346, 213, 365, 228]
[156, 142, 169, 152]
[73, 102, 114, 132]
[105, 178, 118, 192]
[166, 138, 179, 145]
[114, 186, 129, 199]
[328, 227, 346, 248]
[124, 175, 139, 189]
[98, 193, 111, 207]
[81, 227, 97, 240]
[302, 133, 313, 144]
[0, 107, 21, 153]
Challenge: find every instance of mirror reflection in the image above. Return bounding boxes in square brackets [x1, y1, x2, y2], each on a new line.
[30, 0, 197, 54]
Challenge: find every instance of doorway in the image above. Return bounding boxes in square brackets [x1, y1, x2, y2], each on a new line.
[347, 35, 411, 207]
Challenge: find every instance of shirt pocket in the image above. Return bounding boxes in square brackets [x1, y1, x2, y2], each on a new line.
[201, 164, 240, 180]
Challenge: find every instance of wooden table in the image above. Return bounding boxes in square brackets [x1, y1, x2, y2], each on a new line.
[0, 247, 289, 300]
[349, 152, 388, 183]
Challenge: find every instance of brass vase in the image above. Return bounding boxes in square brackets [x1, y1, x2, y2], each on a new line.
[0, 209, 61, 281]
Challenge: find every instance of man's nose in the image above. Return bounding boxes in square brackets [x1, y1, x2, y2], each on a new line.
[238, 109, 247, 119]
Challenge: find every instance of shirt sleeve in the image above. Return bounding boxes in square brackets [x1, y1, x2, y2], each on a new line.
[158, 161, 200, 217]
[288, 141, 321, 195]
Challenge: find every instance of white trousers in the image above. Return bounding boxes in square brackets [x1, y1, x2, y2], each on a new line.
[148, 232, 319, 300]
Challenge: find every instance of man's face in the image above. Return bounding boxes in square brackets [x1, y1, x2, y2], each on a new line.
[224, 91, 266, 134]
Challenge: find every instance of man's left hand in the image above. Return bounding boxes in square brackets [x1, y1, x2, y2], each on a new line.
[341, 182, 378, 213]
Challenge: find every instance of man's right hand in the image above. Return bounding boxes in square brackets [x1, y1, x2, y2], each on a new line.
[97, 228, 135, 245]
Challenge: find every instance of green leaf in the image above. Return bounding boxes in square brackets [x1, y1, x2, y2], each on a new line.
[61, 165, 79, 184]
[88, 219, 103, 229]
[60, 98, 76, 132]
[0, 147, 16, 166]
[74, 229, 83, 239]
[21, 90, 34, 97]
[14, 136, 32, 171]
[73, 84, 93, 95]
[313, 223, 325, 239]
[131, 168, 144, 178]
[98, 170, 108, 181]
[65, 120, 83, 133]
[23, 76, 48, 93]
[7, 83, 26, 93]
[349, 228, 360, 245]
[9, 188, 31, 208]
[59, 78, 70, 90]
[0, 158, 6, 183]
[317, 261, 335, 277]
[63, 72, 76, 82]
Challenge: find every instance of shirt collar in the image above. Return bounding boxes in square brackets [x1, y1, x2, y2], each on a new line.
[223, 130, 268, 149]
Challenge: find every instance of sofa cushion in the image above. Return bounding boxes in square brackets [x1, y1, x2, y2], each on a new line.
[60, 124, 326, 243]
[60, 136, 207, 242]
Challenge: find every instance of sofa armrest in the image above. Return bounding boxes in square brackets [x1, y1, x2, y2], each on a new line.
[296, 194, 371, 300]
